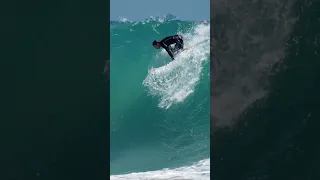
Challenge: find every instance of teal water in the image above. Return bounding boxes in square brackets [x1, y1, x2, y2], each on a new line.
[110, 17, 210, 178]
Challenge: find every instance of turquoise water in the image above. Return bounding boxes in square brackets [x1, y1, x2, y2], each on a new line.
[110, 17, 210, 179]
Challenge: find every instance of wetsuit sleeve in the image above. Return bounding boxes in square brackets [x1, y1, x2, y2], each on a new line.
[164, 46, 174, 59]
[160, 43, 174, 59]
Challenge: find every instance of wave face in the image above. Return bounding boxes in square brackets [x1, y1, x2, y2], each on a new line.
[110, 17, 210, 179]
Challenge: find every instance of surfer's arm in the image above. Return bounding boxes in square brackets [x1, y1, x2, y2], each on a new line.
[161, 43, 174, 60]
[164, 47, 174, 60]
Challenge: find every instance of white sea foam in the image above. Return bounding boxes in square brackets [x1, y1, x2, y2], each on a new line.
[143, 23, 210, 109]
[110, 158, 210, 180]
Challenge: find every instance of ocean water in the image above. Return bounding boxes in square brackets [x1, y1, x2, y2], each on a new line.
[211, 0, 320, 179]
[110, 17, 210, 179]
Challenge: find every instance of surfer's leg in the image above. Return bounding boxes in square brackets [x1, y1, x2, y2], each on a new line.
[177, 39, 184, 50]
[174, 39, 184, 51]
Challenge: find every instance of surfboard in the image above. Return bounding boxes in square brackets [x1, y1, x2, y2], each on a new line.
[173, 47, 189, 57]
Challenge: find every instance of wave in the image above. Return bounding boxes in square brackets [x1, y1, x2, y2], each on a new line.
[110, 159, 210, 180]
[110, 18, 210, 177]
[143, 24, 210, 109]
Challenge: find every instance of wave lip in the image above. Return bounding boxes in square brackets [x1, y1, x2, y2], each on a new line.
[142, 23, 210, 109]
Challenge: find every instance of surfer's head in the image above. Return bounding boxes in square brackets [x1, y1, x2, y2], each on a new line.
[152, 40, 161, 49]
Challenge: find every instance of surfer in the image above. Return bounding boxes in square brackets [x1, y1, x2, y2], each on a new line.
[152, 35, 184, 60]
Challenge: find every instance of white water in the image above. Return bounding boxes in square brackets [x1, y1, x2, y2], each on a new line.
[143, 24, 210, 109]
[110, 158, 210, 180]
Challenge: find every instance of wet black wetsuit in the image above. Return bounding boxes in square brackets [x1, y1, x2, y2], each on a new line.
[159, 35, 184, 60]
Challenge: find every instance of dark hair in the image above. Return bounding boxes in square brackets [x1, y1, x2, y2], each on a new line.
[152, 40, 158, 46]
